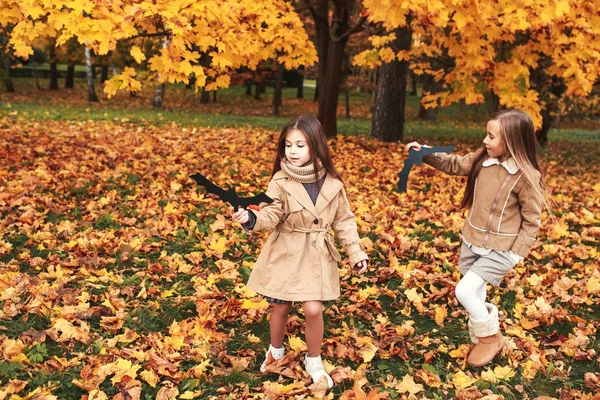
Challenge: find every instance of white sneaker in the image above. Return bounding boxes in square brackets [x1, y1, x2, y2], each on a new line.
[303, 354, 333, 389]
[260, 344, 285, 372]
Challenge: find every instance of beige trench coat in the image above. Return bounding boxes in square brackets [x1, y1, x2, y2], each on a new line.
[246, 171, 368, 301]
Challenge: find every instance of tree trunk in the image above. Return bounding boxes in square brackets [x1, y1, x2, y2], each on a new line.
[311, 0, 329, 104]
[297, 66, 304, 99]
[153, 38, 170, 108]
[200, 88, 209, 103]
[153, 82, 165, 108]
[255, 78, 264, 100]
[530, 56, 566, 146]
[85, 45, 99, 102]
[245, 80, 252, 96]
[417, 74, 441, 120]
[409, 69, 417, 96]
[49, 45, 59, 90]
[318, 36, 347, 137]
[313, 78, 319, 101]
[535, 109, 552, 147]
[486, 91, 500, 114]
[371, 25, 412, 143]
[459, 98, 467, 114]
[273, 62, 284, 116]
[0, 31, 15, 93]
[100, 65, 109, 83]
[213, 90, 217, 102]
[65, 64, 75, 88]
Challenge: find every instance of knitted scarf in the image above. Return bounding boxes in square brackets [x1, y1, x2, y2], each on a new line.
[280, 159, 326, 183]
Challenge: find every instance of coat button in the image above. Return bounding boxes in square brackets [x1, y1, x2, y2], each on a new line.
[311, 241, 316, 247]
[313, 219, 318, 224]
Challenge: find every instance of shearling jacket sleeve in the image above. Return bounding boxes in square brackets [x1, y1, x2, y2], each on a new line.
[423, 148, 485, 176]
[511, 183, 542, 258]
[252, 179, 285, 232]
[332, 188, 368, 266]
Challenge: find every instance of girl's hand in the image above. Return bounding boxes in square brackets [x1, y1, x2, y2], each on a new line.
[353, 259, 368, 274]
[231, 207, 250, 224]
[405, 141, 422, 152]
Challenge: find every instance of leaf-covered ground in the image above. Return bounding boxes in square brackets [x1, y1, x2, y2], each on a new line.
[0, 117, 599, 399]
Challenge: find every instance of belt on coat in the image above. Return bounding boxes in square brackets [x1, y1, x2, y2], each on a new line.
[275, 223, 342, 278]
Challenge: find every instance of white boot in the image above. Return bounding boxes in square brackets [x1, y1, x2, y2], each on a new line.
[303, 354, 333, 389]
[260, 344, 285, 372]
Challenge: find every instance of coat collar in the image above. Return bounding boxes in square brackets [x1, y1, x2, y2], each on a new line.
[482, 157, 519, 175]
[273, 171, 343, 218]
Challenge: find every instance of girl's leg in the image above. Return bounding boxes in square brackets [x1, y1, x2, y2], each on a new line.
[476, 282, 487, 303]
[261, 302, 292, 372]
[302, 300, 333, 389]
[270, 302, 292, 347]
[455, 271, 488, 320]
[456, 271, 505, 367]
[303, 301, 323, 357]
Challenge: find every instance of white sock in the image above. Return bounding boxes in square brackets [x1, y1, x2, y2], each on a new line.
[304, 355, 333, 388]
[269, 345, 285, 359]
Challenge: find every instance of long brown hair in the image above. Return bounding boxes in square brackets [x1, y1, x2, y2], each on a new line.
[271, 115, 343, 182]
[461, 109, 551, 214]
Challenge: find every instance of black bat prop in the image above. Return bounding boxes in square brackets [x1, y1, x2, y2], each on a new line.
[397, 145, 455, 192]
[190, 172, 273, 209]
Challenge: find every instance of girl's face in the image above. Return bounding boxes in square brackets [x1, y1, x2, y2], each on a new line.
[285, 129, 311, 166]
[483, 119, 507, 161]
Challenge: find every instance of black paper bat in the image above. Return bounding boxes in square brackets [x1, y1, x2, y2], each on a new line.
[397, 145, 455, 192]
[190, 172, 273, 209]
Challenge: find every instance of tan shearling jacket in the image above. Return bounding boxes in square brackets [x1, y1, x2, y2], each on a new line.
[424, 149, 542, 258]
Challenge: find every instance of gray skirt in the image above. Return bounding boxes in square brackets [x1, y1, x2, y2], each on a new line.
[458, 242, 518, 286]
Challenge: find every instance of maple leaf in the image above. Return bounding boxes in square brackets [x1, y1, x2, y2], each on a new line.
[452, 370, 477, 390]
[395, 374, 424, 394]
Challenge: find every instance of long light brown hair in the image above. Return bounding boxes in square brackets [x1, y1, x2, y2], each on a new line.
[461, 109, 551, 214]
[271, 115, 343, 183]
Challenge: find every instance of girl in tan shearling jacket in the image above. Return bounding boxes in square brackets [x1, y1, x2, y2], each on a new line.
[231, 115, 368, 390]
[406, 109, 549, 368]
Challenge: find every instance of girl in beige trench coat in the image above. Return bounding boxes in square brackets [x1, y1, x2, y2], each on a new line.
[231, 115, 369, 390]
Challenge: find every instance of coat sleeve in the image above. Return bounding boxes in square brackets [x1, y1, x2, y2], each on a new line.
[510, 181, 542, 258]
[252, 179, 285, 232]
[331, 188, 368, 266]
[423, 148, 484, 176]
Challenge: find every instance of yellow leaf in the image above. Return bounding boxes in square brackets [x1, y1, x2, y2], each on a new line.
[109, 358, 141, 384]
[130, 46, 146, 63]
[208, 237, 227, 256]
[452, 370, 477, 390]
[88, 390, 109, 400]
[12, 40, 34, 58]
[209, 214, 226, 232]
[140, 369, 160, 388]
[520, 317, 540, 329]
[358, 341, 378, 362]
[493, 365, 516, 380]
[288, 335, 306, 352]
[170, 181, 182, 192]
[357, 285, 378, 300]
[434, 304, 447, 326]
[241, 298, 268, 310]
[586, 277, 600, 294]
[395, 374, 424, 394]
[404, 288, 425, 312]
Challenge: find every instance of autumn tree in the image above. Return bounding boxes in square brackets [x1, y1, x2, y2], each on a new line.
[303, 0, 367, 137]
[1, 0, 317, 100]
[370, 25, 412, 142]
[356, 0, 600, 144]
